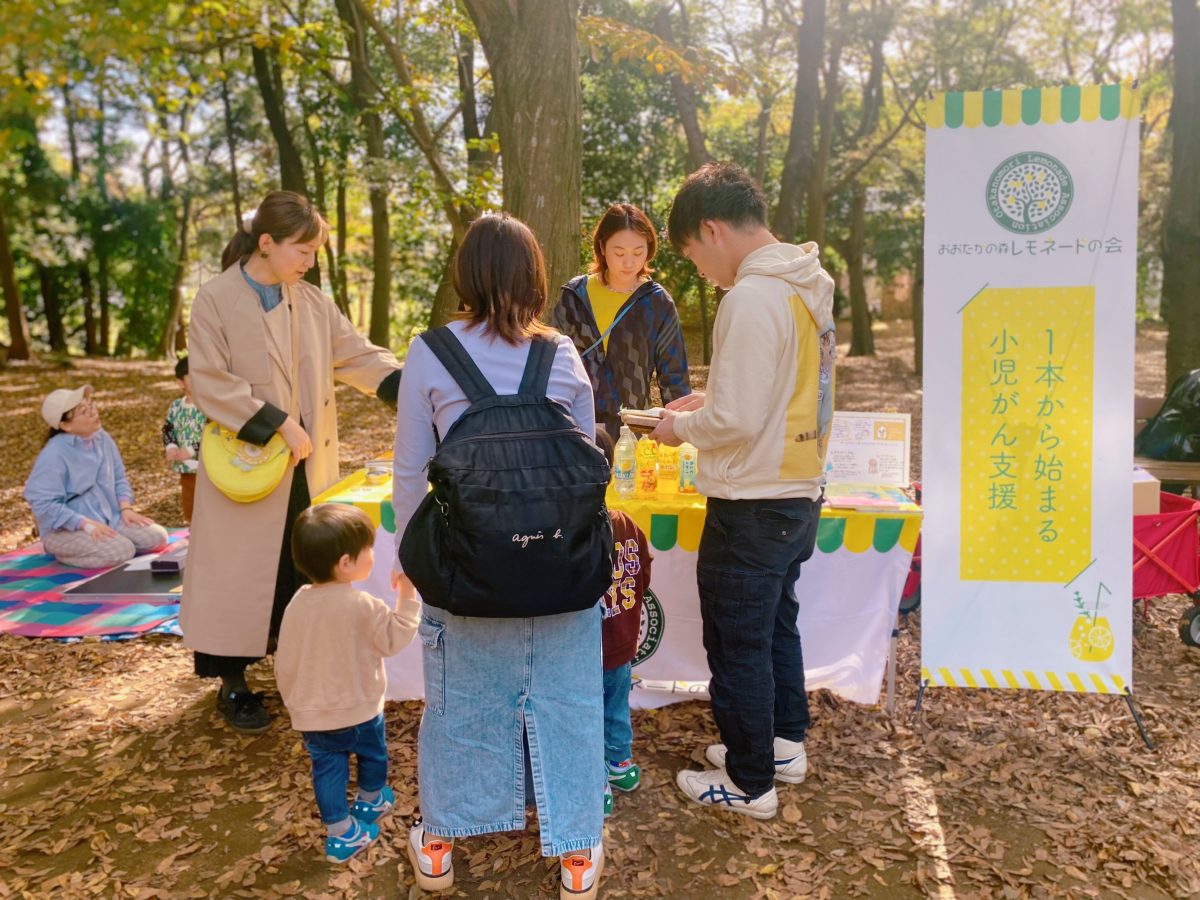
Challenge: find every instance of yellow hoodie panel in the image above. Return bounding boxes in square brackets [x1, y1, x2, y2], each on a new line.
[780, 294, 822, 479]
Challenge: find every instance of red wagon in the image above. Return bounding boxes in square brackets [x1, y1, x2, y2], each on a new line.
[1133, 492, 1200, 645]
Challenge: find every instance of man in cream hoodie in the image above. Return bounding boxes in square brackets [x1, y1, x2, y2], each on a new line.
[652, 163, 835, 820]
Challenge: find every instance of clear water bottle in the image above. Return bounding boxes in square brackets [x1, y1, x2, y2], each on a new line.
[613, 425, 637, 498]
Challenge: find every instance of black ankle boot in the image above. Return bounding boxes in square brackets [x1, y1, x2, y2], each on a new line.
[216, 685, 270, 733]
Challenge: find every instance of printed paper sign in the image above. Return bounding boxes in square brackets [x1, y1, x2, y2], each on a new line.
[824, 411, 912, 485]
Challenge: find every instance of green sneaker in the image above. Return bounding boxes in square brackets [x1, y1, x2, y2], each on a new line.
[606, 759, 640, 792]
[603, 783, 614, 817]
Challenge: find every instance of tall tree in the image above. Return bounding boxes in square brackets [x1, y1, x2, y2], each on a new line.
[335, 0, 392, 346]
[251, 44, 308, 196]
[1163, 0, 1200, 386]
[464, 0, 583, 306]
[60, 81, 99, 354]
[158, 104, 193, 358]
[0, 194, 32, 360]
[773, 0, 825, 242]
[654, 1, 712, 170]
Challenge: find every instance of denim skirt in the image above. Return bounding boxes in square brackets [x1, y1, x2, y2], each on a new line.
[416, 603, 605, 856]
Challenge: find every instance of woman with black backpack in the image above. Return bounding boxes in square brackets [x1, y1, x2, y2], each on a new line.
[392, 214, 608, 900]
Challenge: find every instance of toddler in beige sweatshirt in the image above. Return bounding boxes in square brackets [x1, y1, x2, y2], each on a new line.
[275, 503, 422, 863]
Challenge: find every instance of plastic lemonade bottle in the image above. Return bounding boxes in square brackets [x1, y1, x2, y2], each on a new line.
[636, 435, 658, 496]
[656, 441, 680, 495]
[613, 426, 637, 498]
[678, 442, 698, 494]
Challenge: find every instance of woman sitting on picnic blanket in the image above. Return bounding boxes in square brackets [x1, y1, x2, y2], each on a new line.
[25, 384, 169, 569]
[181, 191, 401, 735]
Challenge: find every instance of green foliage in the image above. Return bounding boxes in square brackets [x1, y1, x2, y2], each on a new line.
[0, 0, 1179, 357]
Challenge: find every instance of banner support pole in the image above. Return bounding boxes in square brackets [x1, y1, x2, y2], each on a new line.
[1122, 687, 1154, 750]
[885, 616, 899, 717]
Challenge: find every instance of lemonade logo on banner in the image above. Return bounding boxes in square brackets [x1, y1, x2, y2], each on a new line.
[960, 286, 1094, 582]
[986, 152, 1074, 233]
[922, 84, 1138, 695]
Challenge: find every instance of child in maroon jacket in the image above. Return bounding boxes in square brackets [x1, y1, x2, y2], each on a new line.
[596, 431, 652, 815]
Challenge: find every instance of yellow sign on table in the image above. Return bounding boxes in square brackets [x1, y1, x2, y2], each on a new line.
[960, 286, 1094, 582]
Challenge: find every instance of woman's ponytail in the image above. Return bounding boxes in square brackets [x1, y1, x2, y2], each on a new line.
[221, 228, 257, 271]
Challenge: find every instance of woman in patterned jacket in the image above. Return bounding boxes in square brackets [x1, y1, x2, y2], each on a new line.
[552, 203, 690, 440]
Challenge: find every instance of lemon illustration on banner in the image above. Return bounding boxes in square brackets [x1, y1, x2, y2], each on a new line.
[1067, 615, 1114, 662]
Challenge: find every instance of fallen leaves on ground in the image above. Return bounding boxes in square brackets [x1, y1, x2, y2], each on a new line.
[2, 322, 1195, 898]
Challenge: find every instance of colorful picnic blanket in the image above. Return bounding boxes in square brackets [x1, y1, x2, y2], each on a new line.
[0, 535, 184, 640]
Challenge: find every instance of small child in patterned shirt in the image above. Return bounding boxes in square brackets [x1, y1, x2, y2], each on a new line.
[161, 357, 207, 523]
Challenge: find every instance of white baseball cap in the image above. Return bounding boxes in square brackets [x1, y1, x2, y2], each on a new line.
[41, 385, 94, 429]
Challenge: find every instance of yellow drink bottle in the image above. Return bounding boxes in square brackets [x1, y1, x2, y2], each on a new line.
[657, 442, 680, 495]
[635, 436, 658, 496]
[678, 443, 698, 493]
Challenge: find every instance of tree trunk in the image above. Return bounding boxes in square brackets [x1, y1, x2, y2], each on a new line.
[158, 110, 192, 358]
[430, 235, 463, 329]
[219, 43, 244, 231]
[159, 193, 191, 357]
[96, 83, 111, 354]
[0, 198, 32, 359]
[1164, 0, 1200, 387]
[464, 0, 583, 310]
[251, 45, 307, 196]
[251, 45, 320, 288]
[806, 0, 844, 249]
[62, 83, 99, 355]
[39, 267, 66, 353]
[654, 2, 712, 170]
[773, 0, 825, 242]
[301, 107, 344, 315]
[335, 158, 351, 316]
[335, 0, 391, 345]
[846, 188, 874, 357]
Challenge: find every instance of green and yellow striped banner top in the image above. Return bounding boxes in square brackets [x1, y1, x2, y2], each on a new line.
[926, 83, 1139, 129]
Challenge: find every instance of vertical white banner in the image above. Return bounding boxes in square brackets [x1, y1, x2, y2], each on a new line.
[922, 85, 1139, 694]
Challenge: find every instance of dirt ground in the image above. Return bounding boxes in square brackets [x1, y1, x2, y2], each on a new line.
[3, 321, 1199, 899]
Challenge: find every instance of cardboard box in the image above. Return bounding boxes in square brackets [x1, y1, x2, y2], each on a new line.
[1133, 466, 1161, 516]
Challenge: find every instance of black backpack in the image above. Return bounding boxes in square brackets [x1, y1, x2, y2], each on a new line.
[398, 327, 614, 618]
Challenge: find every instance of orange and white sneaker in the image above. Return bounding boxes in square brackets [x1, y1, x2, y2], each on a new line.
[560, 840, 604, 900]
[407, 820, 454, 892]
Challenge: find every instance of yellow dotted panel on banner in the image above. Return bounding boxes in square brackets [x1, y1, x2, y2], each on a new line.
[960, 287, 1094, 582]
[1080, 84, 1102, 121]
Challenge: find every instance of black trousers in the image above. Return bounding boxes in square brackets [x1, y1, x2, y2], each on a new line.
[193, 460, 312, 679]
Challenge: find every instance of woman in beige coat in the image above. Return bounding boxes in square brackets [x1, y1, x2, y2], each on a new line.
[182, 191, 401, 733]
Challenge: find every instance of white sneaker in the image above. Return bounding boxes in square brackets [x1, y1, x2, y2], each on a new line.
[407, 820, 454, 892]
[675, 768, 779, 820]
[560, 840, 604, 899]
[705, 737, 807, 784]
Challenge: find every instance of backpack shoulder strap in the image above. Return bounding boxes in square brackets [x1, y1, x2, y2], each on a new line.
[518, 335, 556, 398]
[421, 326, 496, 402]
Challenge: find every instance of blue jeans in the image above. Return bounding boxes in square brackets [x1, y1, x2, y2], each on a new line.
[697, 497, 820, 798]
[301, 713, 388, 824]
[602, 663, 633, 763]
[417, 605, 604, 856]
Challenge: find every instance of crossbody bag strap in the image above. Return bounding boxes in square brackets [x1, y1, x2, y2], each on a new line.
[421, 326, 497, 402]
[581, 287, 650, 357]
[285, 283, 301, 420]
